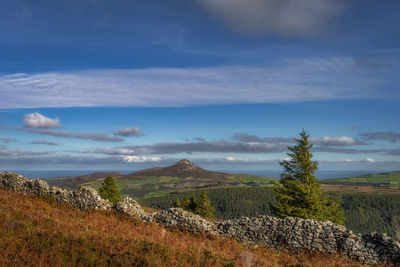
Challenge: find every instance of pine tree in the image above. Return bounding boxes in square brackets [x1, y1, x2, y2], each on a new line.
[98, 175, 121, 204]
[174, 193, 197, 212]
[174, 191, 215, 218]
[196, 190, 215, 218]
[272, 130, 345, 224]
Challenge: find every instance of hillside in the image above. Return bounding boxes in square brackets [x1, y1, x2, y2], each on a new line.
[323, 171, 400, 187]
[48, 171, 123, 189]
[141, 187, 400, 240]
[75, 160, 276, 198]
[124, 159, 228, 179]
[0, 188, 364, 267]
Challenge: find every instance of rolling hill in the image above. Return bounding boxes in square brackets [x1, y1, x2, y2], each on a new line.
[48, 171, 123, 189]
[52, 159, 277, 198]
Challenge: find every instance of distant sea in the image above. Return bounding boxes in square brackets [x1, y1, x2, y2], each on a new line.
[5, 169, 390, 180]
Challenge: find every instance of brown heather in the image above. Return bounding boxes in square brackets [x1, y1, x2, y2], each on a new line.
[0, 188, 373, 267]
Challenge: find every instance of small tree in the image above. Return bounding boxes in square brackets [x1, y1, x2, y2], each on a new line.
[174, 193, 197, 212]
[272, 130, 345, 224]
[98, 175, 121, 204]
[174, 191, 215, 219]
[196, 190, 215, 218]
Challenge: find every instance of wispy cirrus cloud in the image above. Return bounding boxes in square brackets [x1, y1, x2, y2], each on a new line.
[0, 57, 386, 108]
[310, 136, 366, 146]
[233, 133, 366, 146]
[23, 112, 60, 128]
[197, 0, 346, 36]
[14, 127, 123, 142]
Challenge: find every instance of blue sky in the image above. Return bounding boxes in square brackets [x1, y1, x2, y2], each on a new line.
[0, 0, 399, 173]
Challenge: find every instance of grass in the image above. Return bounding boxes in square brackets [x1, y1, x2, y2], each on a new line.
[0, 188, 370, 267]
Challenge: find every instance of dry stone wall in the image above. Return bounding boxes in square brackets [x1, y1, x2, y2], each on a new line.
[1, 171, 399, 266]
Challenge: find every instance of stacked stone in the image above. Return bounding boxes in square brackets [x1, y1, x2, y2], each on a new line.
[362, 232, 400, 264]
[0, 172, 112, 211]
[153, 208, 219, 235]
[114, 197, 152, 221]
[215, 216, 382, 265]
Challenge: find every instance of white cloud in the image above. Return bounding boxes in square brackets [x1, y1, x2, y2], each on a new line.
[198, 0, 345, 36]
[113, 127, 143, 137]
[310, 136, 366, 146]
[224, 156, 271, 163]
[365, 158, 376, 163]
[0, 58, 382, 108]
[321, 158, 378, 164]
[121, 155, 162, 163]
[23, 112, 60, 128]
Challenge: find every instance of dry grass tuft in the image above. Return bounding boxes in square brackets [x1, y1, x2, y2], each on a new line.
[0, 189, 372, 266]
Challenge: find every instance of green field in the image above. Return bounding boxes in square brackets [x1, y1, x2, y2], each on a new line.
[80, 174, 277, 198]
[323, 171, 400, 187]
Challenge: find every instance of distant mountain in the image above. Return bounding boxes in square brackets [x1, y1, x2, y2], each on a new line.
[49, 171, 123, 189]
[122, 159, 229, 179]
[49, 160, 276, 198]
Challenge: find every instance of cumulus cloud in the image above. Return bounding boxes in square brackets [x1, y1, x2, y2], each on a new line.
[14, 127, 123, 142]
[113, 126, 143, 137]
[198, 0, 345, 36]
[0, 58, 383, 108]
[23, 112, 60, 128]
[30, 141, 59, 145]
[121, 155, 162, 163]
[359, 131, 400, 143]
[310, 136, 366, 146]
[0, 137, 17, 143]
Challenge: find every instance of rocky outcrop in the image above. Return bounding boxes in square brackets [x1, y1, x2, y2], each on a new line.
[153, 208, 219, 235]
[216, 216, 382, 265]
[0, 172, 112, 211]
[1, 171, 399, 266]
[114, 197, 152, 221]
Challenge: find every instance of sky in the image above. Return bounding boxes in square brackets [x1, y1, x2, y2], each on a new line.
[0, 0, 399, 174]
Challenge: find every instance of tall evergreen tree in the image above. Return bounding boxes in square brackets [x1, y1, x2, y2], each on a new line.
[98, 175, 121, 204]
[272, 130, 345, 224]
[196, 190, 215, 218]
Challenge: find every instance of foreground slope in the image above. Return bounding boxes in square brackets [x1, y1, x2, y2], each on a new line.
[0, 189, 364, 267]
